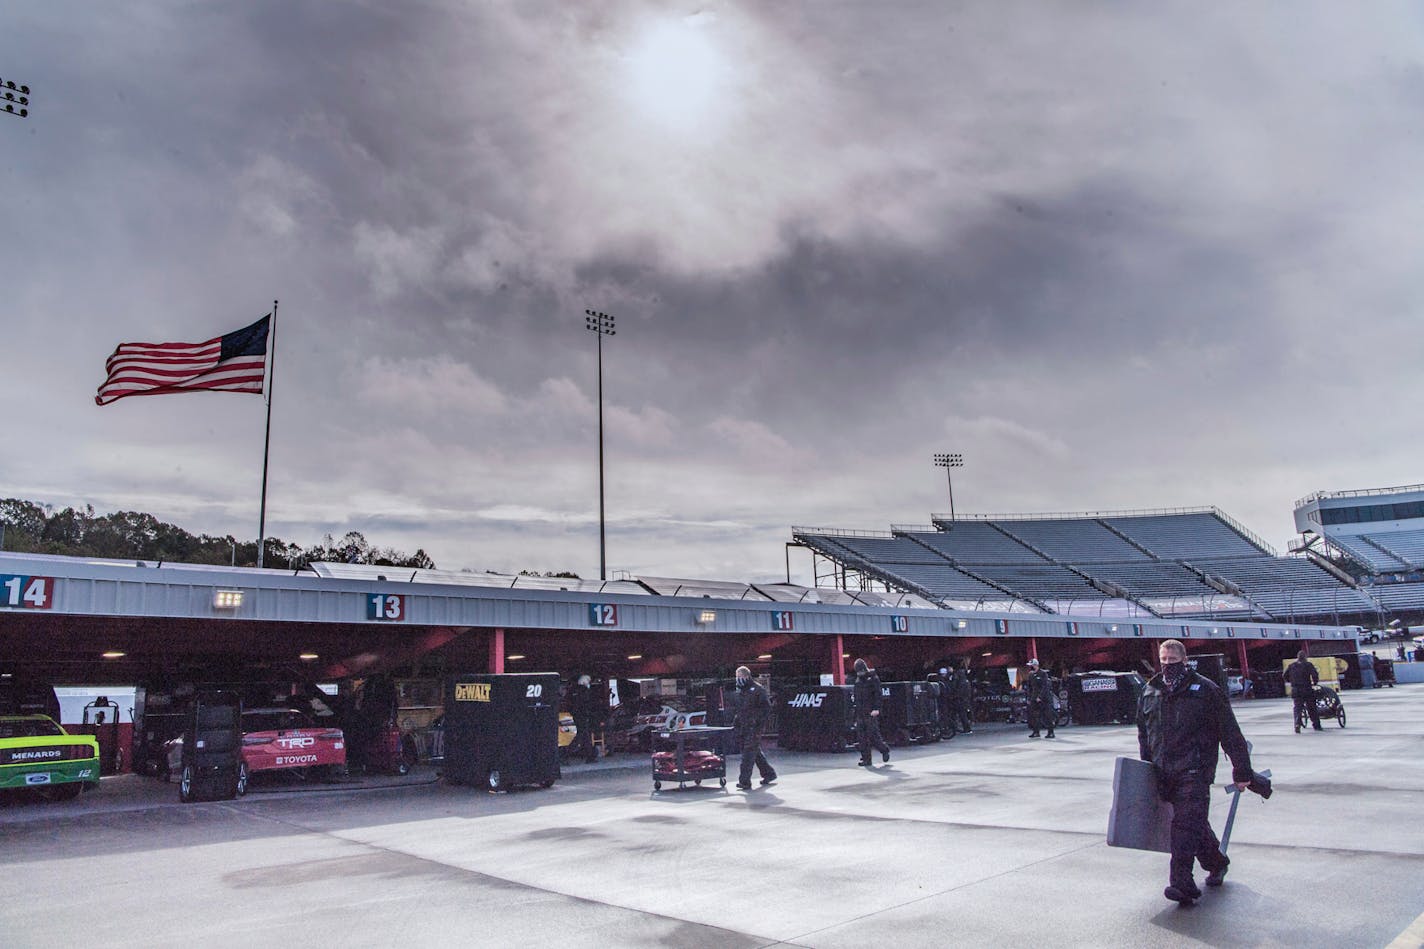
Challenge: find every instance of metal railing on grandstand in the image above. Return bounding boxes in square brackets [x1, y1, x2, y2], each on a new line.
[1295, 481, 1424, 509]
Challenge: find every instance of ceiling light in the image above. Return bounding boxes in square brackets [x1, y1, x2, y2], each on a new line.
[757, 654, 772, 660]
[102, 650, 126, 659]
[627, 654, 643, 660]
[981, 651, 992, 657]
[842, 652, 850, 658]
[213, 589, 243, 609]
[507, 654, 526, 661]
[299, 652, 319, 661]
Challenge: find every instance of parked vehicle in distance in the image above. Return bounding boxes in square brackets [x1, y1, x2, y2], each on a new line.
[1356, 628, 1382, 644]
[0, 715, 100, 800]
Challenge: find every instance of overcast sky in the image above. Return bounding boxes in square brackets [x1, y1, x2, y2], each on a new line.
[4, 2, 1423, 583]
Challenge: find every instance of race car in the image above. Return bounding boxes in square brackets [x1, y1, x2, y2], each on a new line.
[164, 706, 346, 782]
[238, 707, 346, 777]
[0, 714, 100, 800]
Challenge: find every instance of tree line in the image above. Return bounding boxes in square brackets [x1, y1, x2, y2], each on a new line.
[0, 498, 435, 570]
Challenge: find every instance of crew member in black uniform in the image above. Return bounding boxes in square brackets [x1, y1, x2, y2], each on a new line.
[951, 664, 974, 734]
[567, 674, 599, 763]
[1138, 638, 1254, 905]
[1286, 650, 1322, 732]
[852, 659, 890, 766]
[1023, 658, 1056, 739]
[933, 668, 954, 738]
[729, 665, 776, 790]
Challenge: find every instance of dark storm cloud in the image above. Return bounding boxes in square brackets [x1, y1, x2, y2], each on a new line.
[4, 2, 1424, 582]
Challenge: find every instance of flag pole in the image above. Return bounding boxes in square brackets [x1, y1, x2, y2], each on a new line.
[257, 300, 278, 568]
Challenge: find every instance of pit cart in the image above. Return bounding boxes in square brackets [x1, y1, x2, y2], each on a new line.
[651, 725, 733, 791]
[1296, 685, 1347, 730]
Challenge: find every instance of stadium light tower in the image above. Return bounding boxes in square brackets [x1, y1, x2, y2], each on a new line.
[0, 76, 31, 119]
[934, 452, 964, 523]
[584, 309, 616, 580]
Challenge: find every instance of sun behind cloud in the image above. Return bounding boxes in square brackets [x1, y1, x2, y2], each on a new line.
[621, 14, 731, 133]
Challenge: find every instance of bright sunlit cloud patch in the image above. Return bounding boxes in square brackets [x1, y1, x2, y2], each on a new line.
[622, 16, 730, 132]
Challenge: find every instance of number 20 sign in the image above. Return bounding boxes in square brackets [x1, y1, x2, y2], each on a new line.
[1, 575, 53, 610]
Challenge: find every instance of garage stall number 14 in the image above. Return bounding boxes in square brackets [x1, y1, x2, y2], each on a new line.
[1, 575, 54, 610]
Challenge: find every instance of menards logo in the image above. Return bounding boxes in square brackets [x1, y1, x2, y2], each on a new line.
[8, 749, 65, 762]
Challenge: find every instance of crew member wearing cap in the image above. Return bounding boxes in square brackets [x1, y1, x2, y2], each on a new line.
[1023, 658, 1056, 739]
[852, 658, 890, 766]
[729, 666, 776, 790]
[1137, 638, 1254, 905]
[950, 663, 974, 734]
[567, 674, 599, 764]
[934, 667, 955, 738]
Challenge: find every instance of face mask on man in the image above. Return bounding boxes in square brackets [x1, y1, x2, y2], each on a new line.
[1161, 656, 1188, 687]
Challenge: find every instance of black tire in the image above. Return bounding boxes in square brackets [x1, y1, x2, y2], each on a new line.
[235, 762, 249, 797]
[1338, 708, 1347, 728]
[719, 777, 726, 788]
[179, 764, 197, 803]
[39, 782, 84, 802]
[539, 779, 554, 788]
[487, 770, 502, 791]
[397, 736, 417, 776]
[653, 780, 661, 791]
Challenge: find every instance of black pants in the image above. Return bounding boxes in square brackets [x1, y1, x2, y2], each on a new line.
[1160, 770, 1227, 887]
[737, 728, 775, 785]
[953, 701, 973, 732]
[1293, 690, 1321, 729]
[571, 714, 597, 762]
[1028, 699, 1054, 734]
[856, 714, 889, 761]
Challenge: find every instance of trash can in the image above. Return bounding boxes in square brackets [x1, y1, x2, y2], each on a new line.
[443, 673, 561, 791]
[777, 685, 854, 752]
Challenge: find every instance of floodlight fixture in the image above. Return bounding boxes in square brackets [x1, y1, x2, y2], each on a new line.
[0, 77, 31, 118]
[697, 609, 717, 624]
[213, 589, 244, 609]
[933, 452, 965, 522]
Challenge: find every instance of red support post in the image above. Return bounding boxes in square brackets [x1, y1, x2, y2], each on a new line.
[490, 627, 505, 674]
[1237, 639, 1250, 684]
[829, 633, 845, 685]
[1027, 637, 1039, 662]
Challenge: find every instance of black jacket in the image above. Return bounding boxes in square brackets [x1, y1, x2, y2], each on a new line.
[951, 670, 973, 705]
[728, 681, 771, 732]
[852, 670, 883, 717]
[568, 683, 594, 719]
[1138, 669, 1253, 784]
[1286, 659, 1319, 692]
[1024, 670, 1055, 705]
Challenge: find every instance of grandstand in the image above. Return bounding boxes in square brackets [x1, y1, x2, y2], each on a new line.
[795, 506, 1383, 625]
[1294, 482, 1424, 619]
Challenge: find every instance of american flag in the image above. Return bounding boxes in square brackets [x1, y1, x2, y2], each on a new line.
[95, 315, 270, 405]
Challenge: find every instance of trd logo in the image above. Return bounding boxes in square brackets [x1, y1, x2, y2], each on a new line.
[277, 736, 315, 749]
[787, 693, 824, 708]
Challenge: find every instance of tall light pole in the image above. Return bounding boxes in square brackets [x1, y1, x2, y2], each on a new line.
[584, 309, 615, 580]
[933, 452, 963, 523]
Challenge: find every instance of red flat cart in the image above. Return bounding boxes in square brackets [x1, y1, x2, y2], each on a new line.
[651, 725, 732, 791]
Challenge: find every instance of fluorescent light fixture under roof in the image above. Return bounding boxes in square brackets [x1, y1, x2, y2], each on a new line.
[506, 654, 526, 660]
[299, 652, 319, 661]
[627, 654, 643, 660]
[102, 650, 126, 659]
[213, 589, 243, 609]
[757, 654, 772, 660]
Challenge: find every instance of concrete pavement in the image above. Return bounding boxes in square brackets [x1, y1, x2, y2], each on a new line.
[3, 686, 1422, 947]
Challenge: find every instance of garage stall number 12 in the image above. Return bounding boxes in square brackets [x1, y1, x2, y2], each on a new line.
[1, 575, 54, 610]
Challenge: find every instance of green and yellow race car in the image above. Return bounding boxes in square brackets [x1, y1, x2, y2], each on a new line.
[0, 715, 100, 800]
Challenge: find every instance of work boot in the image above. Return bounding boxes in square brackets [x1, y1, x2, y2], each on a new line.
[1046, 730, 1056, 739]
[735, 781, 752, 790]
[1029, 731, 1040, 738]
[882, 749, 890, 763]
[1294, 724, 1301, 733]
[1164, 882, 1200, 904]
[1204, 858, 1230, 887]
[760, 773, 777, 786]
[1313, 725, 1323, 731]
[858, 758, 871, 767]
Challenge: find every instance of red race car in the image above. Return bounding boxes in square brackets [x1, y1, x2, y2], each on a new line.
[239, 707, 346, 778]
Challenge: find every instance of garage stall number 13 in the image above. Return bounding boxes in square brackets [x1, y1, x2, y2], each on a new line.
[367, 593, 405, 620]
